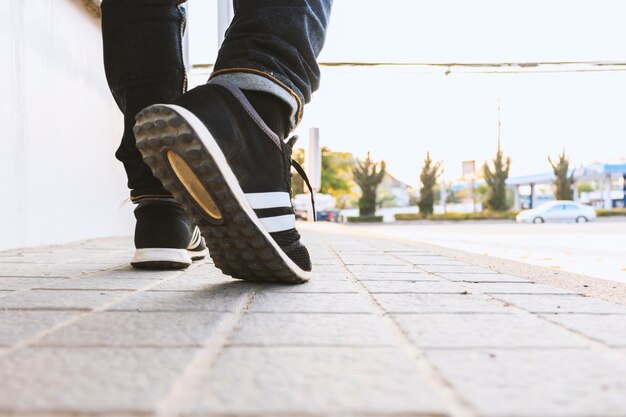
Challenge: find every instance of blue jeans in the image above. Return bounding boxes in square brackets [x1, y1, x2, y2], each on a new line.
[101, 0, 332, 200]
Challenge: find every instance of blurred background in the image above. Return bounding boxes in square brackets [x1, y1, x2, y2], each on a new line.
[2, 0, 625, 280]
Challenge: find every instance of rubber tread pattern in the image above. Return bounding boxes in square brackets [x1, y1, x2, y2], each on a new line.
[134, 105, 308, 284]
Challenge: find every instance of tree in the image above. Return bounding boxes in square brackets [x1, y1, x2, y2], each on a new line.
[577, 181, 594, 194]
[483, 143, 511, 211]
[417, 152, 442, 216]
[290, 147, 357, 208]
[320, 147, 356, 207]
[353, 152, 386, 217]
[549, 150, 574, 200]
[290, 148, 305, 195]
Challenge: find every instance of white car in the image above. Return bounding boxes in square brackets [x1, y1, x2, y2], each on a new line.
[516, 200, 597, 224]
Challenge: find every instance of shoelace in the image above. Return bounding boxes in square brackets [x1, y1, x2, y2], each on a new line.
[290, 159, 317, 222]
[287, 136, 317, 222]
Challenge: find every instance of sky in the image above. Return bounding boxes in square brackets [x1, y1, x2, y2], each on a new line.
[188, 0, 626, 187]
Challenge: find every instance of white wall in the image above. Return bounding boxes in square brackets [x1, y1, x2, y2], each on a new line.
[0, 0, 134, 250]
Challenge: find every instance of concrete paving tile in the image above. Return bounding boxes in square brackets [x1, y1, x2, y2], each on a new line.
[366, 242, 422, 252]
[99, 267, 184, 280]
[35, 277, 159, 291]
[354, 272, 439, 281]
[63, 257, 130, 266]
[0, 290, 131, 311]
[384, 250, 436, 256]
[310, 259, 338, 265]
[311, 264, 345, 273]
[461, 282, 580, 295]
[337, 255, 407, 265]
[110, 284, 249, 312]
[396, 255, 471, 266]
[494, 294, 626, 314]
[0, 278, 69, 291]
[231, 313, 394, 346]
[260, 280, 357, 293]
[249, 293, 372, 313]
[189, 347, 446, 416]
[309, 249, 335, 257]
[425, 349, 626, 417]
[0, 264, 109, 276]
[437, 273, 530, 283]
[394, 313, 585, 349]
[0, 347, 196, 414]
[309, 271, 351, 281]
[0, 311, 78, 346]
[347, 264, 419, 273]
[329, 245, 378, 253]
[0, 269, 78, 278]
[37, 311, 227, 347]
[417, 264, 495, 274]
[362, 280, 468, 294]
[373, 293, 507, 314]
[540, 314, 626, 347]
[0, 256, 77, 265]
[149, 275, 243, 291]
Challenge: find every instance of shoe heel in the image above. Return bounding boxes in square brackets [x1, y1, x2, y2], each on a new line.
[135, 106, 224, 225]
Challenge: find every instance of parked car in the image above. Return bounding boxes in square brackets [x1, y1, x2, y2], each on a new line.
[292, 193, 337, 221]
[516, 200, 597, 224]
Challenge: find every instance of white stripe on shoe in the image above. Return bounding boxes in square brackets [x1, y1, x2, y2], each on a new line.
[245, 192, 292, 209]
[258, 214, 296, 233]
[187, 226, 202, 250]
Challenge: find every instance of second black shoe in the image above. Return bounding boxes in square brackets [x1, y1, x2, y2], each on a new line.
[132, 200, 208, 269]
[133, 79, 312, 284]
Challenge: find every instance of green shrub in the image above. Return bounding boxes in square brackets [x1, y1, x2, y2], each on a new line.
[395, 211, 519, 221]
[596, 208, 626, 217]
[347, 215, 384, 223]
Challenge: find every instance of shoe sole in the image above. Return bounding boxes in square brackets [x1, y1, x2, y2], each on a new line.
[134, 104, 310, 284]
[131, 248, 193, 270]
[189, 247, 209, 261]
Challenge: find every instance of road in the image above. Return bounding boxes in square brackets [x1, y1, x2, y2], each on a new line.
[351, 218, 626, 284]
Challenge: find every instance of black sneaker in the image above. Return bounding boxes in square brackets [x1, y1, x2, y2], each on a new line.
[131, 200, 208, 269]
[133, 79, 312, 284]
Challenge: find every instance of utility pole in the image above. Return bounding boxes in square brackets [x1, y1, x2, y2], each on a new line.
[217, 0, 234, 47]
[440, 177, 447, 214]
[497, 97, 502, 152]
[307, 128, 321, 222]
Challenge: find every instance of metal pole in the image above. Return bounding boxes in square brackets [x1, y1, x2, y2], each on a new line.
[439, 178, 447, 214]
[471, 177, 476, 213]
[604, 175, 613, 209]
[307, 128, 321, 222]
[623, 174, 626, 207]
[513, 186, 520, 211]
[217, 0, 234, 47]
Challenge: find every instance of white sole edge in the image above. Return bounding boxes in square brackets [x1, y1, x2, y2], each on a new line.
[164, 104, 311, 281]
[132, 248, 192, 266]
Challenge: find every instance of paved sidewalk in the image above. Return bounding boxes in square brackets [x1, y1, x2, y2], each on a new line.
[1, 223, 625, 417]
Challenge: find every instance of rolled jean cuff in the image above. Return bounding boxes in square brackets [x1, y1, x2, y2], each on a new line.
[130, 190, 175, 204]
[209, 69, 302, 131]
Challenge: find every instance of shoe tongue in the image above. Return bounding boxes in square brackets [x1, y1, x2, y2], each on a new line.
[240, 90, 290, 139]
[287, 136, 298, 148]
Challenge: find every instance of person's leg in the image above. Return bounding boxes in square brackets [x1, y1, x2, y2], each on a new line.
[101, 0, 187, 202]
[133, 0, 333, 283]
[101, 0, 207, 269]
[212, 0, 333, 132]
